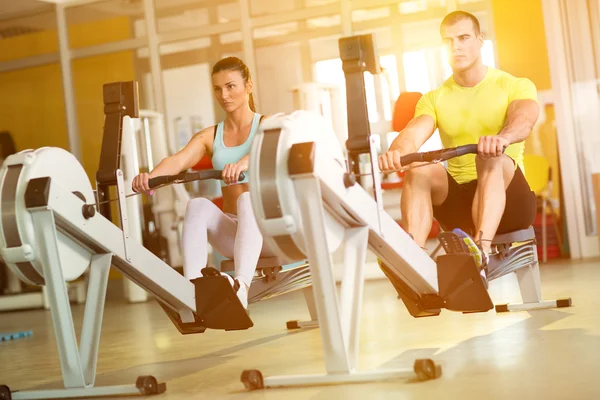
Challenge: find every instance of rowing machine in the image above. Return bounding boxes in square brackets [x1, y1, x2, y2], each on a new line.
[0, 82, 291, 400]
[238, 33, 570, 390]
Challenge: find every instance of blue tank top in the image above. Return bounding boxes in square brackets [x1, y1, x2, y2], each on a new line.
[211, 113, 261, 186]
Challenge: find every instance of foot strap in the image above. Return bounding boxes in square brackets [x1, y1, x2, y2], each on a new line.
[191, 267, 253, 331]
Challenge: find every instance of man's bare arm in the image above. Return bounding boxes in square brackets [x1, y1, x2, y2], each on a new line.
[389, 115, 437, 154]
[379, 115, 436, 172]
[498, 99, 540, 144]
[478, 99, 540, 158]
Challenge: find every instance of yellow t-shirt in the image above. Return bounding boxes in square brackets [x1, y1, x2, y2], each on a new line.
[414, 67, 538, 184]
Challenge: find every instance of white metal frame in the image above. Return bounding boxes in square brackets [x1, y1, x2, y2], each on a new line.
[2, 160, 194, 398]
[261, 174, 418, 388]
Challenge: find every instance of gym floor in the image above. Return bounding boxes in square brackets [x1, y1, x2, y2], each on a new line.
[1, 258, 598, 400]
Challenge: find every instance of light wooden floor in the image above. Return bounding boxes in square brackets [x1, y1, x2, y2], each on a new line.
[1, 258, 599, 400]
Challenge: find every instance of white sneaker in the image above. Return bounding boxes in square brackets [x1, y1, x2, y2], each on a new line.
[237, 283, 248, 309]
[220, 272, 249, 309]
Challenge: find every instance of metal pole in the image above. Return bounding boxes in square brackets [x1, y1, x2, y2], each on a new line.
[56, 4, 82, 161]
[143, 0, 166, 115]
[341, 0, 352, 36]
[239, 0, 260, 106]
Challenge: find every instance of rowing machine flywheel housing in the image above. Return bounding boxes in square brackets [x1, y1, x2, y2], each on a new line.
[249, 111, 348, 264]
[0, 148, 95, 285]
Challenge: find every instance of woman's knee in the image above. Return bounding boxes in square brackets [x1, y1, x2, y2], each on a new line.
[185, 197, 217, 218]
[236, 191, 252, 210]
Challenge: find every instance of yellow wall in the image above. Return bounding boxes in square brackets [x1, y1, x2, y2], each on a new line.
[0, 16, 135, 183]
[491, 0, 560, 200]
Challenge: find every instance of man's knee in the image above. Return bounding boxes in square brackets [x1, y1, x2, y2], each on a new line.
[404, 164, 434, 186]
[475, 155, 508, 171]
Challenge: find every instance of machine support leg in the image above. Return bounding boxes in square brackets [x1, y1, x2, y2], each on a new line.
[32, 209, 86, 388]
[6, 210, 166, 399]
[294, 175, 351, 374]
[340, 226, 369, 369]
[80, 254, 112, 385]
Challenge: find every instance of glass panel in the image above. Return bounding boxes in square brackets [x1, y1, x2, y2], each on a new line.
[352, 7, 391, 23]
[403, 50, 431, 94]
[0, 8, 57, 61]
[154, 8, 210, 34]
[66, 0, 140, 47]
[250, 0, 296, 17]
[307, 14, 341, 29]
[310, 34, 342, 61]
[254, 22, 299, 40]
[218, 2, 240, 23]
[305, 0, 338, 6]
[380, 54, 400, 119]
[398, 0, 428, 14]
[221, 31, 243, 45]
[314, 58, 380, 123]
[162, 62, 216, 150]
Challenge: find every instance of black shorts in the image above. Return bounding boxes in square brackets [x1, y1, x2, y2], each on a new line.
[432, 166, 536, 237]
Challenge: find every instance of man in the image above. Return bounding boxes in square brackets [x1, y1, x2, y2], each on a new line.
[379, 11, 539, 269]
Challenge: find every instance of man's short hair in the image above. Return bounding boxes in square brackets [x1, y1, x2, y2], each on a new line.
[440, 10, 481, 35]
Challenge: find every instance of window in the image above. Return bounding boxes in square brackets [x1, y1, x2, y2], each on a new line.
[403, 50, 432, 94]
[314, 54, 400, 123]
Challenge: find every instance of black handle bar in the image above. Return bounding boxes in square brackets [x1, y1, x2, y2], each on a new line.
[147, 170, 246, 189]
[400, 144, 484, 166]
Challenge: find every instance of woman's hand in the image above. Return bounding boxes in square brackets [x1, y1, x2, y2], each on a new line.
[222, 156, 249, 185]
[132, 172, 155, 195]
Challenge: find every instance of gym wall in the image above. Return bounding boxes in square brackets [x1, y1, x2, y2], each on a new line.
[491, 0, 561, 203]
[0, 16, 135, 185]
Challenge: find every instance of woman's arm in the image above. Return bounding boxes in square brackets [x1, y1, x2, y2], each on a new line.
[132, 126, 213, 193]
[150, 127, 212, 177]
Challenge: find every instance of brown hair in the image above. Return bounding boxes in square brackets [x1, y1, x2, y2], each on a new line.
[212, 57, 256, 112]
[440, 10, 481, 35]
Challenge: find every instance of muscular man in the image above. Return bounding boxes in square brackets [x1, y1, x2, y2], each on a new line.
[379, 11, 539, 267]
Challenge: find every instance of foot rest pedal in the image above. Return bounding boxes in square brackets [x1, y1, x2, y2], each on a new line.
[192, 267, 253, 331]
[377, 258, 441, 318]
[157, 302, 206, 335]
[437, 254, 493, 313]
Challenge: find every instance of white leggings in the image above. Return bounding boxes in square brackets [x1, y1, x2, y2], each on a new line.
[182, 192, 274, 288]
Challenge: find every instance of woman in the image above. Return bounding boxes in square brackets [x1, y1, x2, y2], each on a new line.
[132, 57, 273, 309]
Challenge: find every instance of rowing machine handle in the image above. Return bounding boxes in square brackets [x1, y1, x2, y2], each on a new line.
[455, 144, 478, 156]
[454, 144, 506, 156]
[399, 144, 485, 167]
[181, 170, 246, 182]
[148, 170, 246, 189]
[147, 175, 173, 188]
